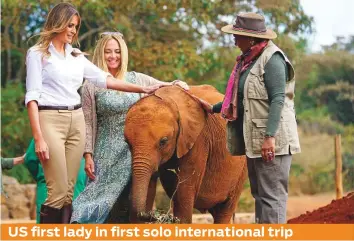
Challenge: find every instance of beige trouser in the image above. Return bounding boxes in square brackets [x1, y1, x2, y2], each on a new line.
[39, 108, 85, 209]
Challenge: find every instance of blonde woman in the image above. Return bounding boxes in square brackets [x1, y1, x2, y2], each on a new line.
[25, 3, 161, 224]
[70, 32, 188, 224]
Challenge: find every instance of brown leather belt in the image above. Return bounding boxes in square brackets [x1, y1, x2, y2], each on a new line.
[38, 104, 82, 111]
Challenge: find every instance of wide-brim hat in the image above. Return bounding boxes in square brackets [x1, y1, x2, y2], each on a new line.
[221, 12, 277, 39]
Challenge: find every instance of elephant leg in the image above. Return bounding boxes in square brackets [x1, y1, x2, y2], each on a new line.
[209, 203, 234, 224]
[173, 184, 195, 223]
[172, 166, 200, 223]
[160, 168, 195, 223]
[159, 169, 178, 199]
[210, 161, 248, 224]
[146, 173, 158, 212]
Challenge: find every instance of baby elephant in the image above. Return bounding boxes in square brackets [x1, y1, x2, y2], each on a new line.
[124, 85, 247, 223]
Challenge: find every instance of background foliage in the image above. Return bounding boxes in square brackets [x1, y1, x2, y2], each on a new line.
[1, 1, 353, 206]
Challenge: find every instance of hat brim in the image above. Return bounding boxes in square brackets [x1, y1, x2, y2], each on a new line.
[221, 25, 277, 39]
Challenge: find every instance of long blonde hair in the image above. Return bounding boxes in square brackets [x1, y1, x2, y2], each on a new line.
[92, 33, 128, 80]
[34, 2, 81, 57]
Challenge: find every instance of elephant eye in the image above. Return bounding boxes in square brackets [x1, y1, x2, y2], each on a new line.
[159, 137, 168, 148]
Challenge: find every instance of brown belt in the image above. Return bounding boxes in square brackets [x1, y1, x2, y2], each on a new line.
[38, 104, 82, 111]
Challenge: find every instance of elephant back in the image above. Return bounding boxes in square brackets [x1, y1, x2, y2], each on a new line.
[189, 85, 224, 105]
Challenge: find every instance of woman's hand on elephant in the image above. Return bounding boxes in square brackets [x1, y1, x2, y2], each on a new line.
[84, 154, 96, 180]
[172, 80, 190, 90]
[198, 98, 213, 114]
[142, 84, 162, 94]
[261, 136, 275, 162]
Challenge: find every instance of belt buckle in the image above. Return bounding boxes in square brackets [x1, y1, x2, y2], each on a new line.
[68, 105, 74, 111]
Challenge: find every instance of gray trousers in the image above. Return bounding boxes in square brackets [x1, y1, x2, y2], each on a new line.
[247, 154, 292, 224]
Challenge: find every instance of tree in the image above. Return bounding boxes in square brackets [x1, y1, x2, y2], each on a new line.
[1, 0, 313, 86]
[1, 83, 32, 156]
[295, 40, 354, 126]
[1, 0, 315, 183]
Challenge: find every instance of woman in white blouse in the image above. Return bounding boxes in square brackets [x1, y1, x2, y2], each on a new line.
[25, 2, 160, 224]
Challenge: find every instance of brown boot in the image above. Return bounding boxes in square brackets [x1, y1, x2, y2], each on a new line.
[39, 205, 62, 224]
[61, 204, 73, 224]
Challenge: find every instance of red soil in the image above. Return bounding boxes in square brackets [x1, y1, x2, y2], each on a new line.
[287, 192, 354, 224]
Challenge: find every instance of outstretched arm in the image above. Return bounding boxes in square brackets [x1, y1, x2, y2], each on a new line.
[106, 76, 160, 94]
[1, 154, 25, 170]
[82, 57, 162, 94]
[198, 100, 223, 114]
[136, 72, 189, 91]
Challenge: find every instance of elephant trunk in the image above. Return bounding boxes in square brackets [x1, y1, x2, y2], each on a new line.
[130, 158, 154, 223]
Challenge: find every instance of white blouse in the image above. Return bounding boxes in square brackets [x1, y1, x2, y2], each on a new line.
[25, 42, 109, 106]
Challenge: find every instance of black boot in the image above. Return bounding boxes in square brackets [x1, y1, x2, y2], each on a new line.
[40, 205, 62, 224]
[61, 204, 73, 224]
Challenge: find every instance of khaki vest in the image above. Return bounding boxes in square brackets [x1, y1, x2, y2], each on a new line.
[227, 41, 301, 158]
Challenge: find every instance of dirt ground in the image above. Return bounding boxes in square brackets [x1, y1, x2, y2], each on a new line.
[2, 192, 353, 224]
[286, 192, 339, 220]
[288, 192, 354, 223]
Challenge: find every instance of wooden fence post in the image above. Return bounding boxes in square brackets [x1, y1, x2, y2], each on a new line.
[335, 134, 343, 199]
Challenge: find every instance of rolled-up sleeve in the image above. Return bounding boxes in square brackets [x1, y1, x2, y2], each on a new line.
[82, 56, 109, 88]
[25, 49, 43, 106]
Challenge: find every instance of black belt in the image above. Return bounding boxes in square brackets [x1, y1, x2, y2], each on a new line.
[38, 104, 82, 111]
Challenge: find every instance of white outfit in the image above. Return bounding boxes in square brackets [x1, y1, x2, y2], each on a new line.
[25, 42, 109, 106]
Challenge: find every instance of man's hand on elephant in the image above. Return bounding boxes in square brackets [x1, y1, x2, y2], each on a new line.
[84, 154, 96, 180]
[172, 80, 190, 90]
[261, 136, 275, 162]
[198, 98, 213, 114]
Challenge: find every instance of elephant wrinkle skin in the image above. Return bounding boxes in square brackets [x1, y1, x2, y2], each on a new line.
[124, 85, 248, 224]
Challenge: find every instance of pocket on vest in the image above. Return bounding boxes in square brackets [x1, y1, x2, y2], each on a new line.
[247, 73, 269, 119]
[247, 72, 268, 100]
[251, 118, 288, 154]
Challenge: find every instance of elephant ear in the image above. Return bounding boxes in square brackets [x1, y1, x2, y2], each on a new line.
[155, 86, 207, 158]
